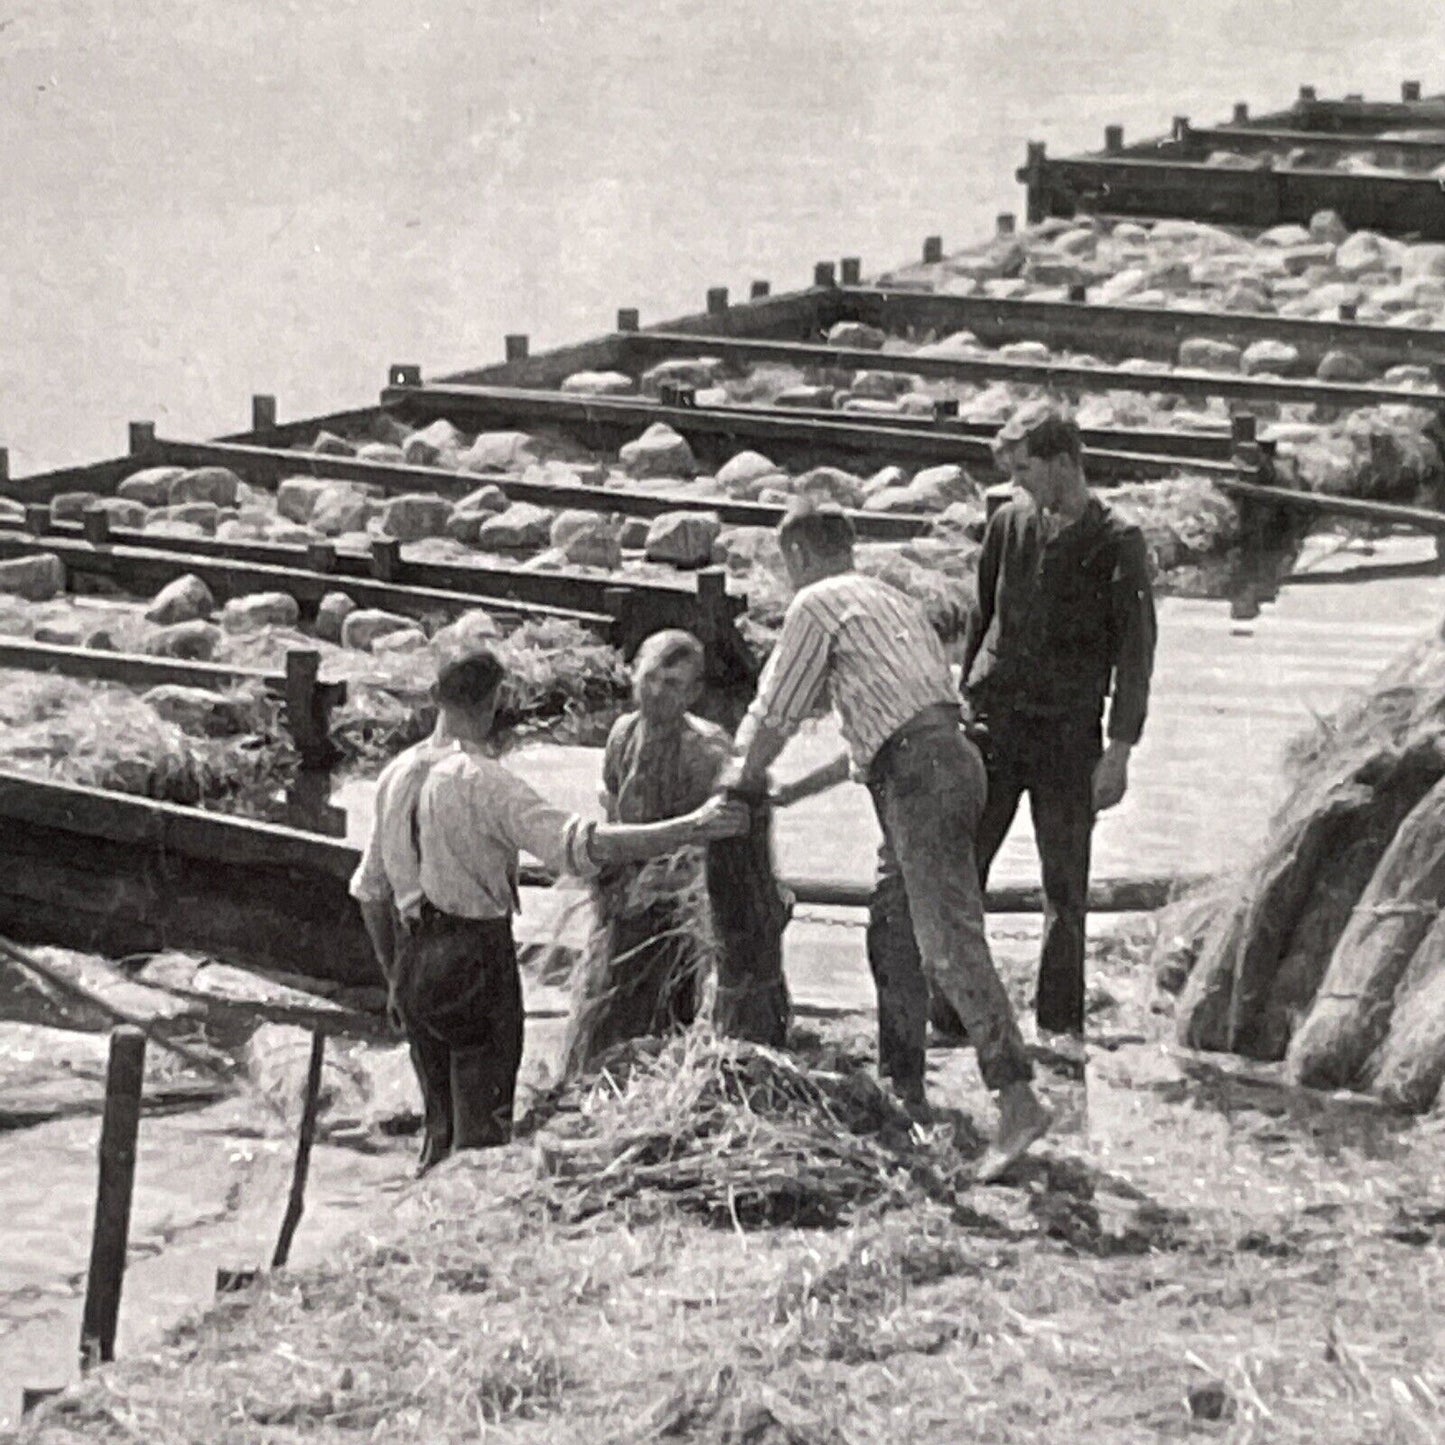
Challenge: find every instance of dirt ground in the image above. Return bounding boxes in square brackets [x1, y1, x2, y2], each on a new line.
[11, 921, 1445, 1445]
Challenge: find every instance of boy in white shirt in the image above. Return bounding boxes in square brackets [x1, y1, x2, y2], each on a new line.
[350, 647, 747, 1172]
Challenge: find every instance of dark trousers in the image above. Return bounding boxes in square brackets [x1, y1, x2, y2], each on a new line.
[865, 706, 1033, 1095]
[973, 711, 1100, 1036]
[394, 904, 524, 1170]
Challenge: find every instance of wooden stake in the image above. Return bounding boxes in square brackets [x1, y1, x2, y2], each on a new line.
[749, 280, 770, 299]
[128, 421, 156, 457]
[616, 307, 640, 332]
[251, 394, 278, 432]
[1403, 81, 1422, 102]
[272, 1031, 326, 1269]
[80, 1027, 146, 1371]
[922, 236, 943, 264]
[1104, 124, 1124, 153]
[706, 286, 729, 315]
[81, 506, 112, 547]
[0, 446, 8, 484]
[840, 257, 861, 285]
[1233, 102, 1249, 124]
[504, 334, 529, 362]
[813, 261, 836, 288]
[1298, 85, 1317, 103]
[369, 536, 402, 582]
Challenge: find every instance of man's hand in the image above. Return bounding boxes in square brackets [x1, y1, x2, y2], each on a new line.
[1091, 741, 1131, 813]
[689, 795, 752, 841]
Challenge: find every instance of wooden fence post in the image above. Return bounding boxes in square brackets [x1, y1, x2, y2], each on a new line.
[922, 236, 943, 264]
[1104, 124, 1124, 154]
[271, 1031, 327, 1269]
[1232, 102, 1249, 124]
[749, 279, 771, 299]
[706, 286, 729, 315]
[813, 260, 837, 288]
[81, 506, 112, 547]
[505, 334, 529, 362]
[283, 648, 343, 776]
[616, 307, 640, 332]
[1019, 142, 1048, 225]
[840, 257, 862, 285]
[252, 394, 278, 433]
[128, 421, 156, 458]
[79, 1027, 146, 1371]
[0, 446, 8, 484]
[369, 536, 402, 582]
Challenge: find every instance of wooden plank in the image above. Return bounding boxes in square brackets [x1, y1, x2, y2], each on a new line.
[383, 381, 1242, 482]
[619, 329, 1441, 414]
[0, 532, 613, 633]
[152, 437, 937, 539]
[835, 289, 1445, 372]
[1028, 154, 1445, 240]
[1214, 474, 1445, 534]
[0, 638, 279, 693]
[0, 512, 733, 618]
[1175, 124, 1445, 166]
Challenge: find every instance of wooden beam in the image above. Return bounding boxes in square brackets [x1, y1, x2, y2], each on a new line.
[1214, 474, 1445, 534]
[0, 531, 614, 634]
[619, 328, 1440, 414]
[382, 380, 1244, 482]
[1174, 124, 1445, 166]
[1023, 152, 1445, 240]
[835, 288, 1445, 373]
[153, 436, 937, 540]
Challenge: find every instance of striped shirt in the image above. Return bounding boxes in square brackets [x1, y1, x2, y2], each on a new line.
[744, 571, 958, 770]
[349, 738, 598, 922]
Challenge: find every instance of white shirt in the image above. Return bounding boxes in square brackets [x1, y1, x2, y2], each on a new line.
[348, 738, 599, 921]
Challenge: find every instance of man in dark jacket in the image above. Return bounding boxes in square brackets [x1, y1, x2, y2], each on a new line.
[947, 401, 1158, 1052]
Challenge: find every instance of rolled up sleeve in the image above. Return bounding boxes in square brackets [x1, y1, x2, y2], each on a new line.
[497, 774, 600, 879]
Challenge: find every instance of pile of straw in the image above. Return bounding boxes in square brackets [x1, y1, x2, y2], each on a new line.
[1165, 624, 1445, 1109]
[525, 1029, 981, 1228]
[0, 671, 290, 805]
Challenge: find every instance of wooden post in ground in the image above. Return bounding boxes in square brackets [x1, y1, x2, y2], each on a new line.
[272, 1031, 326, 1269]
[0, 446, 8, 485]
[252, 394, 278, 433]
[749, 279, 770, 299]
[616, 307, 640, 332]
[81, 506, 112, 547]
[283, 648, 345, 833]
[706, 287, 729, 315]
[813, 260, 836, 288]
[840, 257, 861, 285]
[922, 236, 943, 264]
[1019, 141, 1048, 225]
[1233, 102, 1250, 124]
[79, 1027, 146, 1371]
[128, 421, 156, 458]
[505, 334, 529, 362]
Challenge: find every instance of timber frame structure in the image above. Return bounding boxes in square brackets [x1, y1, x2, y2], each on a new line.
[0, 81, 1442, 995]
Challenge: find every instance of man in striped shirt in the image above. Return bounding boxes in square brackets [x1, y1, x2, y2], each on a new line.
[718, 501, 1050, 1181]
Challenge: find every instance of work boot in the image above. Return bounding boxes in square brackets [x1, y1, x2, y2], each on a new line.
[976, 1082, 1052, 1184]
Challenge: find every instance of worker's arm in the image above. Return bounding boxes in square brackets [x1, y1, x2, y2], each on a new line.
[716, 595, 832, 795]
[960, 506, 1007, 699]
[770, 750, 851, 808]
[358, 898, 399, 982]
[1095, 527, 1158, 811]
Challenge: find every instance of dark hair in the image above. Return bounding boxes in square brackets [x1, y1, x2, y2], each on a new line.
[635, 628, 705, 674]
[434, 648, 505, 708]
[777, 499, 856, 557]
[1022, 412, 1083, 463]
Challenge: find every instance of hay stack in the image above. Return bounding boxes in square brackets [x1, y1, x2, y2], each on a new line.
[525, 1029, 979, 1228]
[1166, 623, 1445, 1109]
